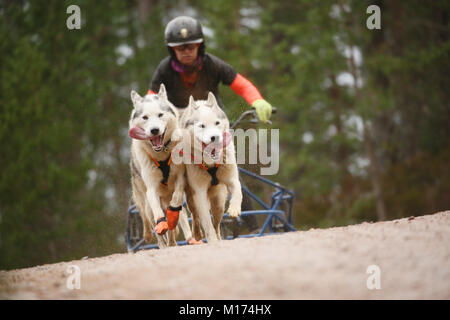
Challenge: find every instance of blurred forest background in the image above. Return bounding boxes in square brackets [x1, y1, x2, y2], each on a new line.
[1, 0, 449, 270]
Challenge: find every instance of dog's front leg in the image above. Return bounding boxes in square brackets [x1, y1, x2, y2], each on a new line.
[192, 186, 219, 243]
[144, 189, 163, 221]
[165, 167, 185, 233]
[170, 168, 185, 208]
[142, 169, 168, 236]
[224, 170, 243, 218]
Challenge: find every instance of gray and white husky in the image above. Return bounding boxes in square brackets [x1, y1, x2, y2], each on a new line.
[179, 92, 242, 244]
[129, 84, 193, 248]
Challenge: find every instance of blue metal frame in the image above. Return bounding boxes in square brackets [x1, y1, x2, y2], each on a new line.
[126, 167, 296, 252]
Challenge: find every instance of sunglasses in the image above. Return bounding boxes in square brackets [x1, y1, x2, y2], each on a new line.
[173, 43, 200, 52]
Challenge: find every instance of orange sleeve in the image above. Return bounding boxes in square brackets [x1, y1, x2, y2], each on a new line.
[230, 73, 263, 105]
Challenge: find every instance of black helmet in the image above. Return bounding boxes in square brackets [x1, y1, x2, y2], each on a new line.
[165, 16, 203, 47]
[165, 16, 205, 60]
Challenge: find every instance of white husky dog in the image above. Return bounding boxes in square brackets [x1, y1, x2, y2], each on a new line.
[179, 92, 242, 244]
[129, 84, 194, 248]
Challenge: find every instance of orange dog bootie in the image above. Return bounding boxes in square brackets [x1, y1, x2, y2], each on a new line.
[155, 216, 169, 235]
[165, 206, 182, 230]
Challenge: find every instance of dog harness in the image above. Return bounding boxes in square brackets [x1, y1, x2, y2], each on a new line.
[177, 150, 220, 186]
[145, 151, 172, 186]
[203, 164, 220, 186]
[143, 138, 174, 186]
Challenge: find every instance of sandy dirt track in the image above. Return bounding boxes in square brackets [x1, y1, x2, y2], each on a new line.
[1, 211, 449, 299]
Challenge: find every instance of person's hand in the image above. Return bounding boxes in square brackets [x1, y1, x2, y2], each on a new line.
[252, 99, 272, 123]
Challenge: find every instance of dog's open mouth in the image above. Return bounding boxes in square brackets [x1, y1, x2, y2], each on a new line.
[202, 142, 220, 160]
[129, 127, 166, 152]
[149, 131, 165, 152]
[199, 131, 233, 161]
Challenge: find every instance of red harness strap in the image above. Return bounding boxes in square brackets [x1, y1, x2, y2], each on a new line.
[145, 151, 172, 186]
[177, 149, 220, 186]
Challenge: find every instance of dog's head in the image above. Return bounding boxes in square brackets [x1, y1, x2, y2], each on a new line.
[180, 92, 231, 161]
[129, 84, 180, 152]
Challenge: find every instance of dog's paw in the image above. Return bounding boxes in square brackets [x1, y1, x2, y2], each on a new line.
[144, 230, 152, 243]
[171, 128, 183, 143]
[155, 221, 169, 235]
[187, 237, 204, 245]
[192, 223, 203, 241]
[227, 205, 241, 218]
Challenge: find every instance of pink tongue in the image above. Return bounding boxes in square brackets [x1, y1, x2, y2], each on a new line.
[202, 131, 232, 156]
[223, 131, 232, 148]
[152, 135, 162, 146]
[129, 127, 149, 140]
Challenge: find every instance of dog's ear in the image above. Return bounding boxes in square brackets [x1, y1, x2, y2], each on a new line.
[180, 98, 193, 126]
[131, 90, 144, 107]
[206, 92, 218, 107]
[158, 83, 168, 100]
[189, 95, 200, 110]
[168, 103, 179, 119]
[207, 92, 227, 120]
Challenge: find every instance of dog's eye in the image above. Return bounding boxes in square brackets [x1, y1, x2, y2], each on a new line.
[215, 121, 220, 125]
[158, 113, 163, 118]
[143, 116, 148, 120]
[200, 124, 205, 128]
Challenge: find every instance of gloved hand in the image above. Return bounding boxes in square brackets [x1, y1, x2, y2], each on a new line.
[252, 99, 272, 123]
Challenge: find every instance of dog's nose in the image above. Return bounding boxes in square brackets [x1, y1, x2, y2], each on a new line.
[151, 128, 160, 135]
[210, 135, 219, 142]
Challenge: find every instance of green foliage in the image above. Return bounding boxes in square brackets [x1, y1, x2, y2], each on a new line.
[0, 0, 449, 269]
[0, 0, 135, 269]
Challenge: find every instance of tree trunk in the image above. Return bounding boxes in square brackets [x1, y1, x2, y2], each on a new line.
[137, 0, 157, 22]
[347, 42, 387, 221]
[363, 125, 386, 221]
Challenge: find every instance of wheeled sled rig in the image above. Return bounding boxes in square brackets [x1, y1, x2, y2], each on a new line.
[125, 108, 296, 252]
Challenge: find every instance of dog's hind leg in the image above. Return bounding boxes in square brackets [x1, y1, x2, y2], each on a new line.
[209, 185, 227, 240]
[177, 208, 203, 245]
[132, 177, 152, 242]
[191, 187, 218, 244]
[143, 201, 157, 243]
[178, 208, 192, 240]
[191, 213, 203, 241]
[168, 230, 177, 246]
[185, 185, 204, 241]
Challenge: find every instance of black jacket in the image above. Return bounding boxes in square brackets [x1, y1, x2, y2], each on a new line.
[150, 53, 237, 109]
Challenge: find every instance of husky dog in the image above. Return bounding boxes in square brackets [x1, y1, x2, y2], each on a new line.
[179, 92, 242, 244]
[129, 84, 194, 248]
